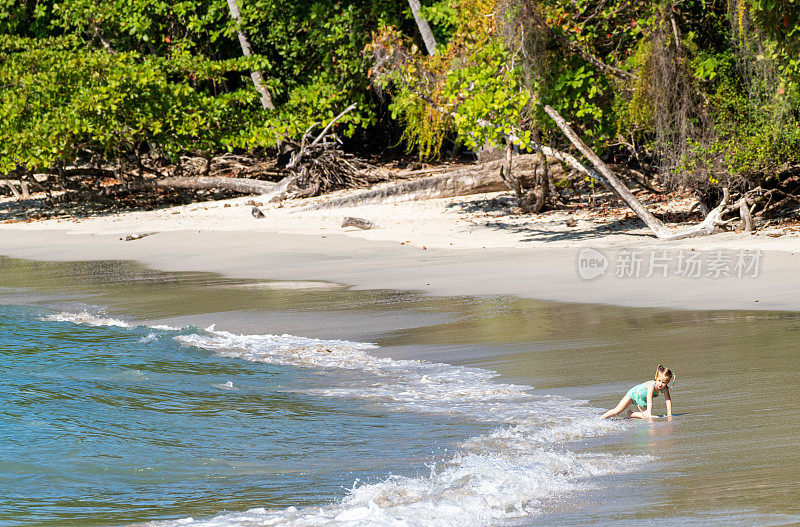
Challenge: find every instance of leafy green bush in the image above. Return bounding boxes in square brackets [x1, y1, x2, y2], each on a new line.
[0, 35, 263, 172]
[0, 0, 409, 175]
[0, 0, 797, 194]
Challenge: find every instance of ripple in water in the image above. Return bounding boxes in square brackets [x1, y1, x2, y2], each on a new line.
[2, 308, 647, 526]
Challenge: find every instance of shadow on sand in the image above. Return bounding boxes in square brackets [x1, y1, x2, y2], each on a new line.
[0, 189, 232, 224]
[445, 197, 651, 243]
[446, 196, 705, 243]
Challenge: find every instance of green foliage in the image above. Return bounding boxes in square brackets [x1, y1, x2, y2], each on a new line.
[706, 55, 800, 177]
[545, 0, 798, 187]
[394, 99, 448, 159]
[0, 35, 257, 172]
[418, 1, 458, 44]
[371, 0, 534, 159]
[0, 0, 408, 174]
[441, 41, 532, 151]
[747, 0, 800, 53]
[0, 0, 797, 192]
[243, 1, 401, 137]
[545, 63, 612, 148]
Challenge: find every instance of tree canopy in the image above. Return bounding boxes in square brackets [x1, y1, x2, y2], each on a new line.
[0, 0, 797, 197]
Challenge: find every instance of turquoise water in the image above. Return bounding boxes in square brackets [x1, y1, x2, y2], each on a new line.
[0, 305, 488, 525]
[2, 304, 632, 527]
[2, 257, 799, 526]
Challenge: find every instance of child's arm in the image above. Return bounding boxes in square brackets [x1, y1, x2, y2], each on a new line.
[663, 387, 672, 417]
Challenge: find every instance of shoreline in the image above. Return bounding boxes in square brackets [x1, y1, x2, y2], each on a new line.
[2, 191, 799, 312]
[4, 195, 800, 527]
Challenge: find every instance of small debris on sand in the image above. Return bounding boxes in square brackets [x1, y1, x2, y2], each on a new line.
[341, 217, 375, 230]
[121, 232, 157, 241]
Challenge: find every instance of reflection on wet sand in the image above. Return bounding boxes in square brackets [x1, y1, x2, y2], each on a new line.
[1, 255, 798, 524]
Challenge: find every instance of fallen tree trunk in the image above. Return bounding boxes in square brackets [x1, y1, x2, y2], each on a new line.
[544, 105, 730, 240]
[261, 174, 298, 202]
[299, 155, 563, 211]
[127, 176, 276, 194]
[1, 180, 23, 200]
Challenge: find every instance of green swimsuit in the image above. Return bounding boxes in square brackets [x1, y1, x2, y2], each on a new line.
[626, 381, 659, 407]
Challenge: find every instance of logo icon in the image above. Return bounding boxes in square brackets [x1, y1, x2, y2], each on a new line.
[577, 248, 608, 280]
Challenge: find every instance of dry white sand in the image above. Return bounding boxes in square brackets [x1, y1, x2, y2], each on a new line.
[1, 190, 799, 311]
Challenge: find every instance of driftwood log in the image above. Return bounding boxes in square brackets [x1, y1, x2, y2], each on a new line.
[300, 154, 564, 211]
[126, 176, 276, 194]
[122, 232, 156, 241]
[545, 105, 732, 240]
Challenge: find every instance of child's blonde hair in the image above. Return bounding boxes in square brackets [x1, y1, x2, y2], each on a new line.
[656, 364, 675, 387]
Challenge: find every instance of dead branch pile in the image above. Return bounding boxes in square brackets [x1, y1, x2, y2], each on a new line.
[266, 103, 393, 201]
[290, 150, 383, 198]
[0, 104, 391, 207]
[177, 152, 283, 179]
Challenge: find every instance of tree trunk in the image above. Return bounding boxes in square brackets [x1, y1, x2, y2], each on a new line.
[129, 176, 276, 194]
[531, 129, 549, 213]
[408, 0, 438, 55]
[740, 198, 754, 232]
[226, 0, 276, 111]
[544, 105, 728, 239]
[301, 154, 563, 210]
[1, 180, 22, 200]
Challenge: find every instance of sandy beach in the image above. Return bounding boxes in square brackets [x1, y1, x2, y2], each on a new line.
[4, 191, 800, 526]
[1, 189, 799, 312]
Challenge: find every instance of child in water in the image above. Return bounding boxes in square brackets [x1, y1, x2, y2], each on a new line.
[601, 365, 674, 419]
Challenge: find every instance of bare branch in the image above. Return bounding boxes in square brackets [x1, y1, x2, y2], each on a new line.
[544, 104, 732, 240]
[550, 30, 638, 82]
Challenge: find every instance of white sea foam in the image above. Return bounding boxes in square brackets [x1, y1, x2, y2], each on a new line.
[43, 311, 133, 328]
[144, 425, 645, 527]
[139, 332, 158, 343]
[212, 380, 237, 391]
[174, 328, 378, 367]
[150, 324, 183, 331]
[153, 327, 649, 526]
[42, 310, 182, 332]
[43, 310, 647, 526]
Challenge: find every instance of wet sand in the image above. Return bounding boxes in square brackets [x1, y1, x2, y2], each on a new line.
[1, 187, 799, 312]
[2, 256, 798, 525]
[1, 228, 799, 312]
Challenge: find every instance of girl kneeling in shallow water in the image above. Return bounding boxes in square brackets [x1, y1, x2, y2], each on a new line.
[602, 365, 674, 419]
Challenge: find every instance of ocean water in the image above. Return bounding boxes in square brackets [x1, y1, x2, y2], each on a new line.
[0, 305, 643, 527]
[1, 257, 799, 526]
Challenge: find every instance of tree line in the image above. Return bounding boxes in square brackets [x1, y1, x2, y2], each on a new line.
[0, 0, 798, 209]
